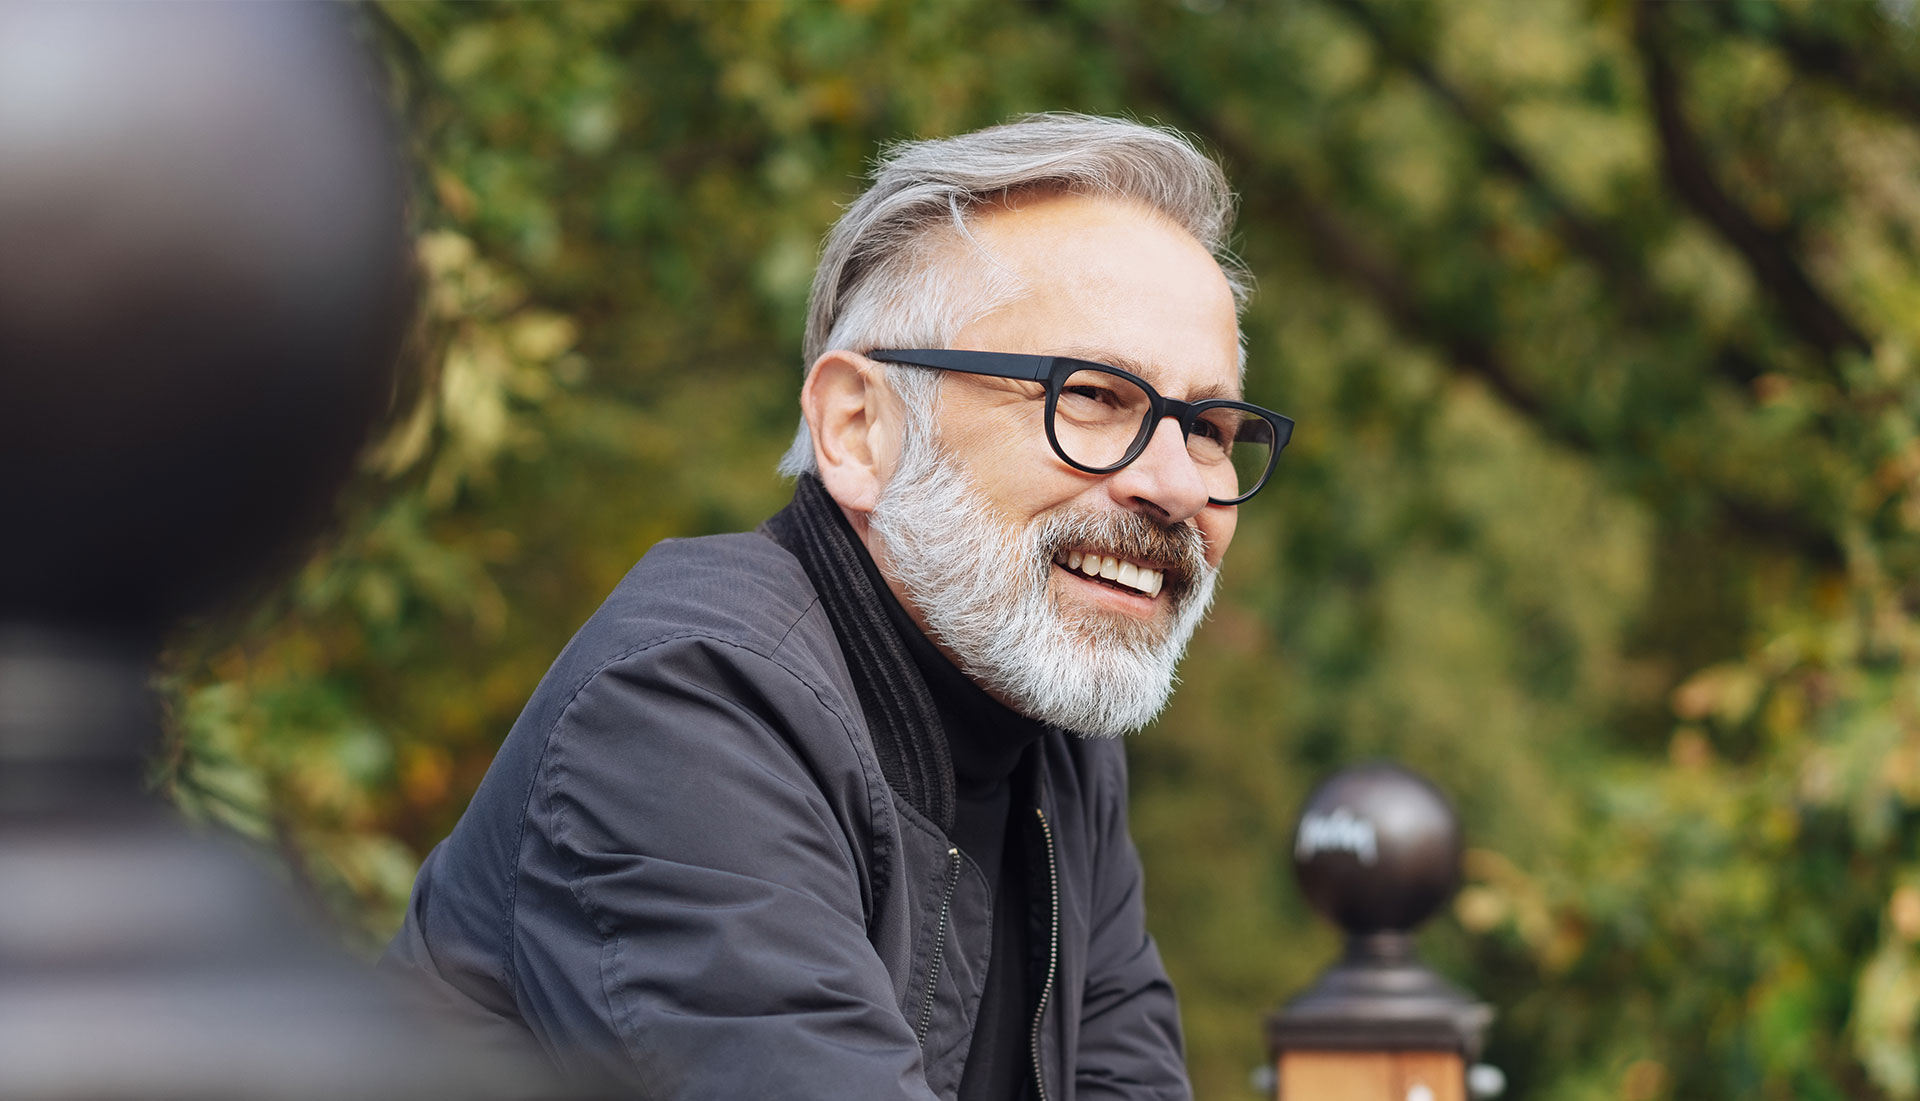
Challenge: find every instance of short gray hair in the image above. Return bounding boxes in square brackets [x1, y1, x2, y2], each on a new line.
[777, 112, 1249, 477]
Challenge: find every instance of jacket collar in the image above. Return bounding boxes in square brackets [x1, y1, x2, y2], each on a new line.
[761, 474, 956, 833]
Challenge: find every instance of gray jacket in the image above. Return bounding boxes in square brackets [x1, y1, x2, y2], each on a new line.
[384, 531, 1191, 1100]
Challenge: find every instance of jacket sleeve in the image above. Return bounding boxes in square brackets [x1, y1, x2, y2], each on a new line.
[513, 632, 940, 1100]
[1073, 745, 1194, 1101]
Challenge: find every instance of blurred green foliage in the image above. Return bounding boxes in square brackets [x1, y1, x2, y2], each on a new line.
[155, 1, 1920, 1097]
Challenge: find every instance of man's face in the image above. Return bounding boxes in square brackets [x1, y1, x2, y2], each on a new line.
[865, 192, 1244, 734]
[936, 192, 1243, 586]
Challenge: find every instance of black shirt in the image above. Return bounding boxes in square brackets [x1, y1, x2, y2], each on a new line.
[857, 545, 1046, 1101]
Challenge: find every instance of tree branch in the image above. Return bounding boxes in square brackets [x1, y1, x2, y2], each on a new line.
[1317, 0, 1776, 391]
[1706, 3, 1920, 131]
[1320, 0, 1628, 276]
[1249, 172, 1843, 567]
[1258, 177, 1550, 426]
[1635, 0, 1873, 375]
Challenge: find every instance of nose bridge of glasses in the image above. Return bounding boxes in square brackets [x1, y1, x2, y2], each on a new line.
[1141, 409, 1211, 475]
[1162, 399, 1213, 450]
[1091, 408, 1208, 509]
[1158, 403, 1254, 502]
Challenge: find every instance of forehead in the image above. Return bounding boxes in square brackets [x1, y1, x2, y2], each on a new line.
[954, 193, 1243, 400]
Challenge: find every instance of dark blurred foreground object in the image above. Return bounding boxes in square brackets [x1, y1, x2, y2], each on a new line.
[0, 5, 573, 1097]
[1265, 764, 1499, 1101]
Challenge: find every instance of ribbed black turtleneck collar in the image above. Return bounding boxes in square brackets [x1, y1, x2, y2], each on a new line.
[849, 532, 1047, 795]
[846, 515, 1041, 1101]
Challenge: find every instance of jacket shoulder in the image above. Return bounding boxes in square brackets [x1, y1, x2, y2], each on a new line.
[521, 529, 858, 791]
[567, 530, 825, 668]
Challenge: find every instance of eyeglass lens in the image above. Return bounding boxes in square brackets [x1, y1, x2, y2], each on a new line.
[1053, 366, 1274, 502]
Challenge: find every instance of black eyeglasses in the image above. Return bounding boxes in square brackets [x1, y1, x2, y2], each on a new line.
[868, 349, 1294, 505]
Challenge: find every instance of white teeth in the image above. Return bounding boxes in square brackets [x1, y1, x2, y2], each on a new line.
[1058, 548, 1168, 597]
[1116, 564, 1164, 596]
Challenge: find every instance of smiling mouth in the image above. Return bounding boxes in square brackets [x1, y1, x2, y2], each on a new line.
[1051, 548, 1165, 597]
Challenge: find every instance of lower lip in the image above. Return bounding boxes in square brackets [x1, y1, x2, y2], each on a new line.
[1052, 563, 1161, 617]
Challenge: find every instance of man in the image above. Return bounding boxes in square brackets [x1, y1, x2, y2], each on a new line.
[385, 113, 1293, 1101]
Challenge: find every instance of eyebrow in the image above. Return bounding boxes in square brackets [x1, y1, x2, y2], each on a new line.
[1052, 346, 1241, 402]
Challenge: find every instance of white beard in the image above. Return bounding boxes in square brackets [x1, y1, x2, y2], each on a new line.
[867, 432, 1219, 738]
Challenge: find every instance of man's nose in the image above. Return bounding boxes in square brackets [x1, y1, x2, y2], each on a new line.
[1105, 415, 1211, 523]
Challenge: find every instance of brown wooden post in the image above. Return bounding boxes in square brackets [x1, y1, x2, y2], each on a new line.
[1266, 765, 1496, 1101]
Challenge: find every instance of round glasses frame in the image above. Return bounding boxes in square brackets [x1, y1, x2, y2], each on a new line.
[868, 348, 1295, 506]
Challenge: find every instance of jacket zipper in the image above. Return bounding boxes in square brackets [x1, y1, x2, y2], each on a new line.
[1030, 807, 1060, 1101]
[916, 847, 963, 1047]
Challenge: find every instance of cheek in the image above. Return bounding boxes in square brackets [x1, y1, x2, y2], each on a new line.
[1199, 508, 1237, 568]
[991, 471, 1094, 527]
[958, 435, 1098, 517]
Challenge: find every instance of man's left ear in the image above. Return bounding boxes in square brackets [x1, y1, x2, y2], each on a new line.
[800, 349, 900, 516]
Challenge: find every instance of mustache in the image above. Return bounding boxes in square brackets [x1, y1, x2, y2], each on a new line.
[1031, 508, 1211, 597]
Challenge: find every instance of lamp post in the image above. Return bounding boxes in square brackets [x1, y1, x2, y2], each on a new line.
[1266, 764, 1497, 1101]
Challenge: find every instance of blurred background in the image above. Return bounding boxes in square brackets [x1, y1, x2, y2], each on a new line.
[152, 2, 1920, 1098]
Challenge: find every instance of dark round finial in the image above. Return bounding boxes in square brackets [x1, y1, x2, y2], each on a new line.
[1291, 762, 1461, 934]
[0, 2, 412, 633]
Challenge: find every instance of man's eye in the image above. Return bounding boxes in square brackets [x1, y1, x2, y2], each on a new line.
[1062, 384, 1122, 407]
[1188, 416, 1239, 459]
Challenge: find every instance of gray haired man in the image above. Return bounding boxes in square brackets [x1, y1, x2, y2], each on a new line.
[386, 113, 1293, 1101]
